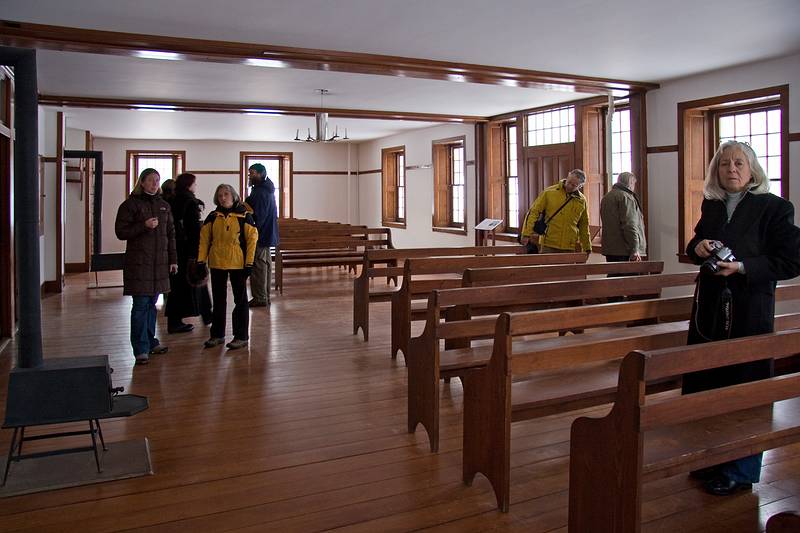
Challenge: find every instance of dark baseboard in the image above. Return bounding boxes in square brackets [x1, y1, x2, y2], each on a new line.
[42, 280, 62, 294]
[65, 262, 90, 273]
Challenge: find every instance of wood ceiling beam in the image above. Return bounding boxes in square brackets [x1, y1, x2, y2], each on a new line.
[37, 94, 487, 123]
[1, 20, 659, 95]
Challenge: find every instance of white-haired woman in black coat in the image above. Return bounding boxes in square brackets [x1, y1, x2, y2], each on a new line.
[684, 140, 800, 495]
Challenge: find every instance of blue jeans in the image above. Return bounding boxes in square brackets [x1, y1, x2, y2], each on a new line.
[720, 454, 763, 483]
[131, 295, 160, 356]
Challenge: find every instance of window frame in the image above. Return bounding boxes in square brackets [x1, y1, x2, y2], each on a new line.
[432, 135, 467, 235]
[605, 105, 633, 191]
[381, 145, 407, 228]
[676, 85, 789, 263]
[525, 105, 576, 147]
[504, 123, 520, 232]
[125, 149, 185, 195]
[712, 102, 783, 196]
[240, 151, 293, 218]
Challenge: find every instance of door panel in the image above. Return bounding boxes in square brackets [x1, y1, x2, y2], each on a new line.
[522, 143, 575, 212]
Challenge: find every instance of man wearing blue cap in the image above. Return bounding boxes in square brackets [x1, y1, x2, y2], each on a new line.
[244, 163, 280, 306]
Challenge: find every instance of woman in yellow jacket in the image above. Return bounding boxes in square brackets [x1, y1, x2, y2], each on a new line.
[198, 184, 258, 350]
[521, 170, 591, 253]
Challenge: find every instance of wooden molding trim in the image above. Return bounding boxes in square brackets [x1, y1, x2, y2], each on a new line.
[56, 111, 64, 291]
[790, 132, 800, 143]
[293, 171, 352, 176]
[488, 95, 611, 122]
[432, 226, 468, 236]
[1, 20, 658, 94]
[357, 169, 381, 175]
[187, 170, 239, 175]
[646, 145, 679, 154]
[40, 156, 57, 163]
[38, 94, 486, 124]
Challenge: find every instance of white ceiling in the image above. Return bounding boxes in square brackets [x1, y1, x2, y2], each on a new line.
[4, 0, 800, 141]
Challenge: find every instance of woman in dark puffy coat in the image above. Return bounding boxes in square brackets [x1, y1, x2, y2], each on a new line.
[684, 141, 800, 495]
[165, 173, 212, 332]
[114, 168, 177, 365]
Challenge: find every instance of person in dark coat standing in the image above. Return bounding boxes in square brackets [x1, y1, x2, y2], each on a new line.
[684, 140, 800, 495]
[244, 163, 280, 306]
[115, 168, 178, 365]
[165, 173, 212, 332]
[600, 172, 646, 262]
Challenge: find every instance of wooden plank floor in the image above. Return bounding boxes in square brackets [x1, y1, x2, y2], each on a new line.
[0, 268, 798, 532]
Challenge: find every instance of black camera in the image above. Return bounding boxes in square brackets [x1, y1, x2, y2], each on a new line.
[702, 240, 736, 273]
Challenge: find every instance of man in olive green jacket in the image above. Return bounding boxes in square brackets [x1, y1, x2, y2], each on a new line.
[599, 172, 646, 261]
[521, 169, 591, 253]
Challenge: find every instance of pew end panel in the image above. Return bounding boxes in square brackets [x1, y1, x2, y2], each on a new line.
[568, 329, 800, 533]
[460, 313, 514, 512]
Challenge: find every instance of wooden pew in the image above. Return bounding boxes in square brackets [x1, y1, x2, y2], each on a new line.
[274, 227, 393, 293]
[408, 271, 702, 454]
[568, 329, 800, 533]
[460, 285, 800, 512]
[352, 245, 527, 340]
[391, 253, 588, 358]
[460, 260, 663, 288]
[767, 512, 800, 533]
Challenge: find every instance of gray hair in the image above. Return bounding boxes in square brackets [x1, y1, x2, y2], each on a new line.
[213, 183, 241, 207]
[616, 172, 636, 188]
[704, 141, 769, 200]
[568, 169, 587, 184]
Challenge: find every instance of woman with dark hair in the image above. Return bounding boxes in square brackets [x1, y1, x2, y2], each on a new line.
[685, 140, 800, 495]
[165, 173, 212, 332]
[198, 184, 258, 350]
[114, 168, 177, 365]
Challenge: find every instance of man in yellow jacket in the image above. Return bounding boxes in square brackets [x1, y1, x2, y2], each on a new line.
[521, 169, 591, 253]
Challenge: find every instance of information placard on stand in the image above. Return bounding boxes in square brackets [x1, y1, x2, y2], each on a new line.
[475, 219, 503, 245]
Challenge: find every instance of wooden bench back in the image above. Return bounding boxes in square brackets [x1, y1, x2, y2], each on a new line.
[462, 260, 663, 287]
[402, 252, 587, 278]
[352, 244, 526, 340]
[568, 328, 800, 533]
[433, 271, 697, 310]
[390, 253, 587, 357]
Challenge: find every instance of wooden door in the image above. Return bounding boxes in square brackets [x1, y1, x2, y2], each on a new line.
[522, 143, 575, 212]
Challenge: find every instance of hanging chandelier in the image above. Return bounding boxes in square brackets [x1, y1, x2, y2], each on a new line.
[294, 89, 350, 142]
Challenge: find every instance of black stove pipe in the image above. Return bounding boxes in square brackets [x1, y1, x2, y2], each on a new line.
[0, 46, 42, 368]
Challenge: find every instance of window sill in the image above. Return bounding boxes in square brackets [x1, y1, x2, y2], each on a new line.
[493, 232, 519, 242]
[432, 226, 467, 236]
[382, 220, 406, 229]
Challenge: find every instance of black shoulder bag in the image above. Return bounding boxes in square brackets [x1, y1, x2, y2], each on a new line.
[534, 195, 573, 235]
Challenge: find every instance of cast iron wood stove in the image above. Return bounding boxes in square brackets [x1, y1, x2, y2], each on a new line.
[2, 355, 148, 485]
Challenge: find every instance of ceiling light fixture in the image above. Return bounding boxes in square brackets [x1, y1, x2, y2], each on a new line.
[246, 58, 289, 68]
[135, 50, 183, 61]
[132, 104, 177, 112]
[294, 89, 349, 142]
[243, 108, 282, 116]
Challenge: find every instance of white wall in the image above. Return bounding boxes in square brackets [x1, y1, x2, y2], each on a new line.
[646, 53, 800, 274]
[91, 138, 353, 254]
[64, 127, 87, 264]
[38, 109, 60, 284]
[357, 123, 476, 248]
